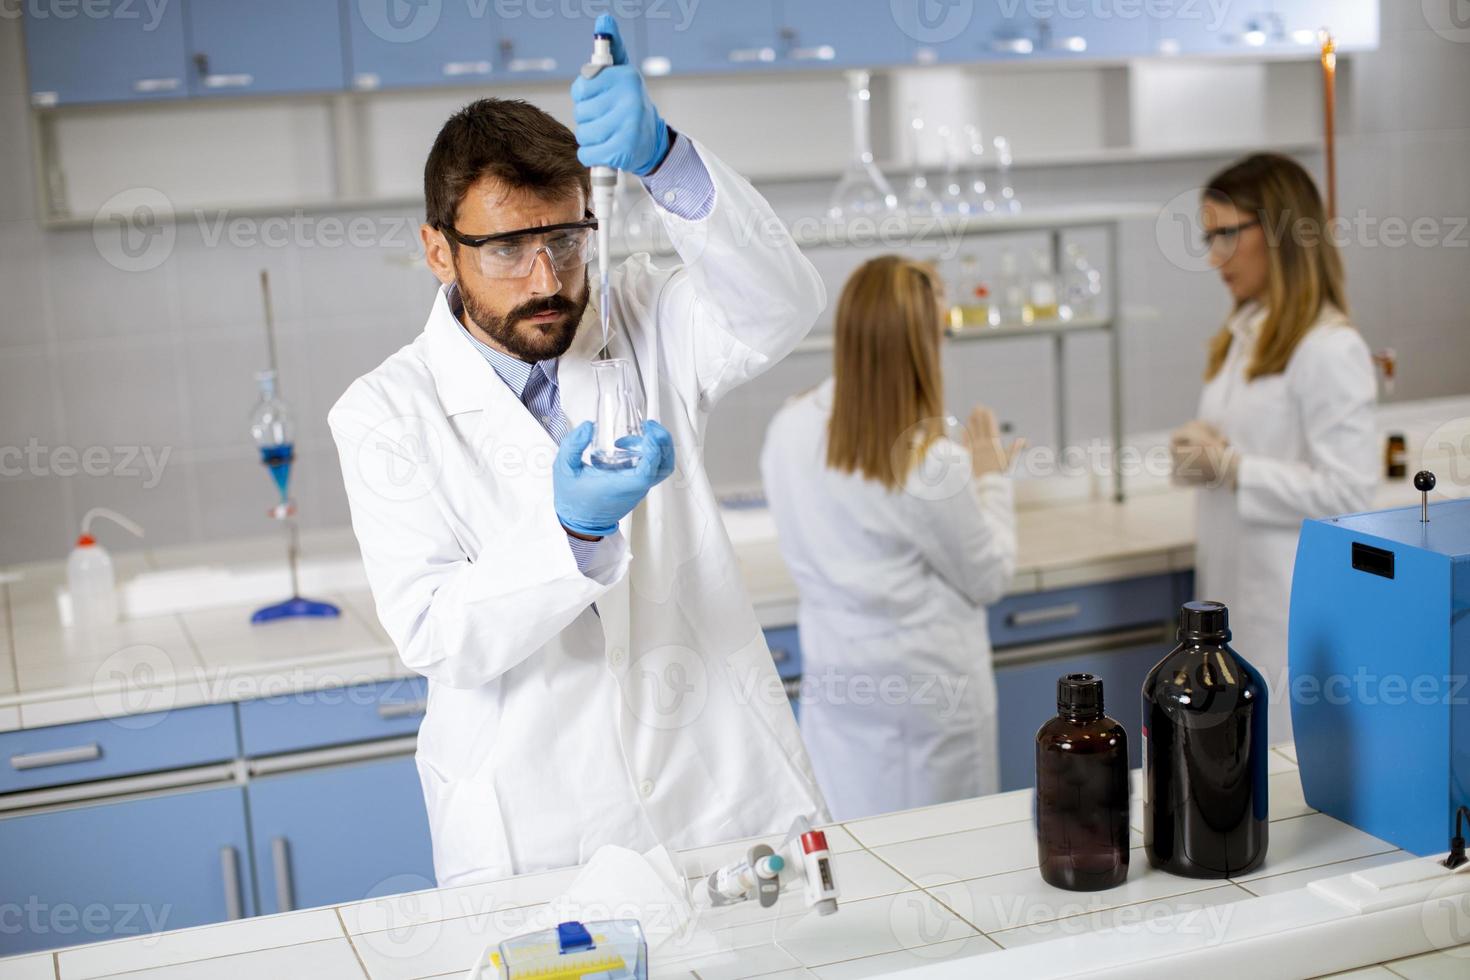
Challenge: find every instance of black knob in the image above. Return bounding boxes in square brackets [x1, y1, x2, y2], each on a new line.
[1414, 470, 1436, 493]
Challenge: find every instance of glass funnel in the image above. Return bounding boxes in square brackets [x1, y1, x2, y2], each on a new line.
[590, 358, 645, 470]
[249, 369, 295, 510]
[827, 70, 897, 223]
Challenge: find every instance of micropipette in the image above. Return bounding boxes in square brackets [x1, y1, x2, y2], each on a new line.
[581, 32, 617, 351]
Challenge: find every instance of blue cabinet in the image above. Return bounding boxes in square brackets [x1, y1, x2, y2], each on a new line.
[185, 0, 347, 97]
[346, 0, 502, 90]
[893, 0, 1150, 64]
[1272, 1, 1378, 51]
[22, 1, 189, 105]
[237, 676, 427, 757]
[247, 755, 435, 913]
[639, 1, 781, 76]
[775, 1, 911, 70]
[493, 8, 617, 82]
[994, 636, 1165, 792]
[0, 785, 254, 955]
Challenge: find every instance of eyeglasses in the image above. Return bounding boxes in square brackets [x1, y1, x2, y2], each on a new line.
[1202, 219, 1261, 249]
[443, 214, 599, 280]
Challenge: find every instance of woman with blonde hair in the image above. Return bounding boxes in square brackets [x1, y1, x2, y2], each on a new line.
[760, 255, 1022, 820]
[1170, 153, 1377, 742]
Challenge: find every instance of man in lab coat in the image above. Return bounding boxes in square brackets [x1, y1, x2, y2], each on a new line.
[328, 16, 830, 887]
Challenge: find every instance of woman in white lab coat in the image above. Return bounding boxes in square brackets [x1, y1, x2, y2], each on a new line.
[1170, 153, 1377, 743]
[761, 256, 1021, 821]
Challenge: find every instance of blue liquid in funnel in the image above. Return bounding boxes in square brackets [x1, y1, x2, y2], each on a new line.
[260, 442, 295, 499]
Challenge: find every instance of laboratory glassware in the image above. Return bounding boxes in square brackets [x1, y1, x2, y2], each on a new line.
[936, 125, 972, 216]
[591, 357, 645, 469]
[1060, 243, 1104, 321]
[947, 253, 996, 330]
[993, 135, 1021, 213]
[1143, 601, 1269, 878]
[827, 70, 898, 222]
[901, 106, 940, 217]
[962, 124, 994, 214]
[249, 270, 340, 624]
[1024, 248, 1061, 324]
[1036, 673, 1130, 891]
[994, 250, 1027, 326]
[65, 509, 141, 629]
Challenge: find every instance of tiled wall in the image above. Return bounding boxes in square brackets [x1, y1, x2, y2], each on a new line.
[2, 4, 1467, 565]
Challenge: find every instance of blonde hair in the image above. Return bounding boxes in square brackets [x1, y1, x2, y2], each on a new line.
[826, 256, 946, 491]
[1203, 153, 1351, 382]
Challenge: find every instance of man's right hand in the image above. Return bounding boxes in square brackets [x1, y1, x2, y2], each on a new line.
[554, 419, 675, 538]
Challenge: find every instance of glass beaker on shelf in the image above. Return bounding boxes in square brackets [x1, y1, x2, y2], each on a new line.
[1061, 243, 1104, 321]
[936, 125, 973, 216]
[947, 253, 997, 329]
[962, 124, 994, 214]
[993, 135, 1021, 214]
[901, 106, 940, 217]
[1024, 248, 1061, 324]
[827, 70, 898, 223]
[995, 250, 1027, 326]
[590, 358, 645, 470]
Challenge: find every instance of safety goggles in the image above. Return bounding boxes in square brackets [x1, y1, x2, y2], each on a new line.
[1201, 219, 1260, 250]
[443, 213, 598, 280]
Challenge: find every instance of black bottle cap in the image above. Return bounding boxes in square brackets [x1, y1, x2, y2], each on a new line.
[1414, 470, 1436, 493]
[1057, 673, 1104, 718]
[1178, 600, 1231, 642]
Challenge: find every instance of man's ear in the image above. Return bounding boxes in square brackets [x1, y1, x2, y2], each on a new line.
[421, 224, 456, 286]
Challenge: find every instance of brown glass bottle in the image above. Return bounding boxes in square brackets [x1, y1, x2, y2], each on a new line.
[1035, 673, 1130, 891]
[1143, 601, 1269, 878]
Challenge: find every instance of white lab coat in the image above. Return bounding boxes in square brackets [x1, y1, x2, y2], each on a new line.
[1194, 302, 1377, 742]
[760, 379, 1017, 821]
[329, 139, 830, 887]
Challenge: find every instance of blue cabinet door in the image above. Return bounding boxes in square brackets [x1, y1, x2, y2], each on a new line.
[22, 2, 189, 105]
[775, 0, 911, 69]
[493, 7, 612, 82]
[1148, 0, 1267, 55]
[185, 0, 348, 97]
[994, 638, 1165, 792]
[248, 754, 435, 913]
[0, 786, 254, 955]
[639, 1, 780, 76]
[346, 0, 502, 90]
[892, 0, 1149, 64]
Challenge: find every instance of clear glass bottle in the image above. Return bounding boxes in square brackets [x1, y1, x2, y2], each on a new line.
[946, 254, 994, 330]
[1143, 601, 1270, 878]
[901, 105, 940, 218]
[995, 250, 1027, 327]
[827, 70, 897, 223]
[1024, 249, 1060, 325]
[1061, 243, 1104, 322]
[1036, 673, 1130, 891]
[591, 358, 645, 470]
[992, 135, 1020, 213]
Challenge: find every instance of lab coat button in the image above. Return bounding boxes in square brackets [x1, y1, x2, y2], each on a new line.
[609, 647, 626, 667]
[639, 779, 655, 798]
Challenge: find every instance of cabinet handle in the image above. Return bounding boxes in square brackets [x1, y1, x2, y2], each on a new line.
[790, 45, 836, 61]
[507, 57, 557, 73]
[10, 743, 101, 770]
[728, 47, 776, 63]
[272, 837, 295, 913]
[443, 60, 492, 77]
[203, 73, 254, 89]
[990, 38, 1034, 54]
[1006, 602, 1082, 628]
[220, 846, 244, 920]
[132, 77, 181, 94]
[378, 700, 428, 720]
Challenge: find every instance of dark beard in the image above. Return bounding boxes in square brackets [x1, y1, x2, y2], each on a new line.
[457, 268, 588, 363]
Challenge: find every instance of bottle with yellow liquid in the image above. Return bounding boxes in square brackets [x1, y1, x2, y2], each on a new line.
[947, 254, 998, 331]
[1023, 248, 1060, 325]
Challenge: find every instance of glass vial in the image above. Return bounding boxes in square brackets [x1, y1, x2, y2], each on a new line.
[1143, 601, 1269, 878]
[1036, 673, 1130, 891]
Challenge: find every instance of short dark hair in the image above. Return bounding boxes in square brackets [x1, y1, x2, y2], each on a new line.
[423, 98, 589, 232]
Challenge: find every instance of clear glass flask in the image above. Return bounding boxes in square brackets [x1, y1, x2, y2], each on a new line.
[901, 105, 940, 217]
[590, 358, 645, 470]
[993, 135, 1021, 213]
[827, 70, 898, 223]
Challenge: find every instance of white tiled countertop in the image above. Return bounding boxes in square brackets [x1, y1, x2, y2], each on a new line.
[3, 744, 1466, 979]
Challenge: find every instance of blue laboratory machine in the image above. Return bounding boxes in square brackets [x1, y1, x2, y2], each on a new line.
[1289, 471, 1469, 855]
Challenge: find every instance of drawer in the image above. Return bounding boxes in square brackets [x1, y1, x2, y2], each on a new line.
[988, 573, 1179, 649]
[237, 677, 428, 757]
[763, 626, 803, 681]
[0, 703, 238, 795]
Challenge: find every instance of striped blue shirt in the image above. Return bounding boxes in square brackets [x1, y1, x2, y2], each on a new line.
[451, 133, 714, 572]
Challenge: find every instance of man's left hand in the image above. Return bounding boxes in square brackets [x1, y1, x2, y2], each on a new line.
[570, 13, 670, 176]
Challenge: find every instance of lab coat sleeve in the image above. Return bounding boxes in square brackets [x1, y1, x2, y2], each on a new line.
[907, 453, 1018, 607]
[1235, 327, 1378, 527]
[329, 382, 630, 689]
[631, 136, 826, 412]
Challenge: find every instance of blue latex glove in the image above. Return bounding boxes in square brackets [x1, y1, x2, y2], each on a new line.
[554, 419, 676, 537]
[570, 13, 670, 176]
